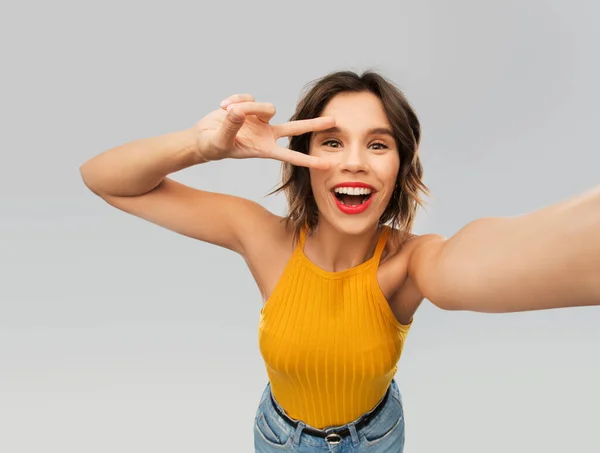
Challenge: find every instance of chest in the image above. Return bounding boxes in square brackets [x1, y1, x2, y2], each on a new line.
[258, 275, 404, 375]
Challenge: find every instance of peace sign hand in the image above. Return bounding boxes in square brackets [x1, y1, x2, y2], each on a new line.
[193, 94, 334, 170]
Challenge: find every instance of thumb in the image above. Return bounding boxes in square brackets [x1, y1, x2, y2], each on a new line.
[213, 107, 246, 151]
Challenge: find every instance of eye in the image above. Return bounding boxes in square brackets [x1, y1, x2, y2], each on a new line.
[370, 142, 389, 150]
[321, 140, 340, 148]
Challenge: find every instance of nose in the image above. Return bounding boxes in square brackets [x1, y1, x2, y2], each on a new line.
[338, 143, 368, 174]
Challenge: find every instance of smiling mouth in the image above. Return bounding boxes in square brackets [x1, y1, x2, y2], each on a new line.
[332, 192, 374, 205]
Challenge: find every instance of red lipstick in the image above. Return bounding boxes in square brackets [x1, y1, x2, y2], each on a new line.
[332, 181, 376, 190]
[331, 182, 376, 215]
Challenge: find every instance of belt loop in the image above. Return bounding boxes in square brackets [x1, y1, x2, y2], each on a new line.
[292, 421, 306, 447]
[348, 422, 360, 447]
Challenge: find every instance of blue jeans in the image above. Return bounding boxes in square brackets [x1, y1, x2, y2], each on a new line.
[254, 379, 405, 452]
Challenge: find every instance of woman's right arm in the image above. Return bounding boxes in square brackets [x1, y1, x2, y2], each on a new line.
[79, 96, 334, 255]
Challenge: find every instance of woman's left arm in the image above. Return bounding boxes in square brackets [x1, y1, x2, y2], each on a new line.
[408, 184, 600, 313]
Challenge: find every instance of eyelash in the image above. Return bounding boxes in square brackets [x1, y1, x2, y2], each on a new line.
[321, 139, 389, 150]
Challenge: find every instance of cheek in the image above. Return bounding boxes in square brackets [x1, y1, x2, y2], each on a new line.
[373, 157, 400, 183]
[308, 169, 326, 195]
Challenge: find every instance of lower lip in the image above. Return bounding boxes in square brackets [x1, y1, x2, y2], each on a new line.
[332, 192, 375, 215]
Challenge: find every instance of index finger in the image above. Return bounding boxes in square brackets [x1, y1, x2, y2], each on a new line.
[270, 146, 331, 170]
[273, 116, 336, 138]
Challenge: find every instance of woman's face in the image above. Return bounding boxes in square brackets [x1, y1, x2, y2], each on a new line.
[309, 91, 400, 234]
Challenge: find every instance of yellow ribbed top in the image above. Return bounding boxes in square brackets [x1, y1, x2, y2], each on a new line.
[258, 225, 412, 429]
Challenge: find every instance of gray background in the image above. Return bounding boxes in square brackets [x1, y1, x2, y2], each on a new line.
[2, 0, 599, 451]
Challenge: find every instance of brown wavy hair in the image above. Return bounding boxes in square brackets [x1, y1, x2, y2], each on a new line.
[267, 70, 429, 246]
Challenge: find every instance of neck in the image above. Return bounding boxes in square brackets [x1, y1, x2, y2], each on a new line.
[303, 222, 383, 273]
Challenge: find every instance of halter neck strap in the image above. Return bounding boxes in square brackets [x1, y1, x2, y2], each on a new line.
[372, 225, 391, 264]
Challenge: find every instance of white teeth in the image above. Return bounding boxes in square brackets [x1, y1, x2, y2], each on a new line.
[333, 187, 372, 195]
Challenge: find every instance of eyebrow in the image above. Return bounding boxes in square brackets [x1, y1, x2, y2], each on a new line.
[314, 126, 395, 138]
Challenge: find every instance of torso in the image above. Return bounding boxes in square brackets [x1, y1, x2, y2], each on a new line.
[242, 215, 425, 325]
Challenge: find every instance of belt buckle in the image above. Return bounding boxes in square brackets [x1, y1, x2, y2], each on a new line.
[325, 432, 342, 444]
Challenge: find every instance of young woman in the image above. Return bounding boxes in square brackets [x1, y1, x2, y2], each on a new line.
[79, 71, 600, 452]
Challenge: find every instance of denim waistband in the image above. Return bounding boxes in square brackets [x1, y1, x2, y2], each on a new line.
[255, 379, 404, 450]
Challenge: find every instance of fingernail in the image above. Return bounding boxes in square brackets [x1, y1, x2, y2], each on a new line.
[220, 99, 231, 108]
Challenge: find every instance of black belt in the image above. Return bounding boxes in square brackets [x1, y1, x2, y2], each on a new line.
[269, 386, 390, 444]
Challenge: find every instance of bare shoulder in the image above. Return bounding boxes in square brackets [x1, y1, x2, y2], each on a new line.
[239, 212, 297, 302]
[380, 229, 447, 325]
[381, 228, 445, 265]
[396, 232, 446, 256]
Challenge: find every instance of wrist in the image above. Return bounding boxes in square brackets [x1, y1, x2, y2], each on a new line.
[182, 127, 210, 165]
